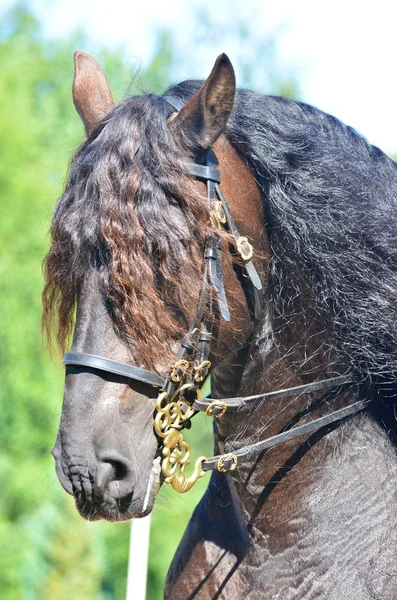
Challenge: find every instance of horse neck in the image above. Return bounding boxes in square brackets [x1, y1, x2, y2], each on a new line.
[210, 134, 351, 522]
[209, 134, 386, 540]
[210, 316, 397, 565]
[191, 135, 397, 593]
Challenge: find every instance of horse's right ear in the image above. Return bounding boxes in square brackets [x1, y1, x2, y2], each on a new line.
[72, 51, 114, 135]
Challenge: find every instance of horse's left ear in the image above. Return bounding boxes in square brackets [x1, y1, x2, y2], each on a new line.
[170, 53, 236, 149]
[72, 50, 115, 135]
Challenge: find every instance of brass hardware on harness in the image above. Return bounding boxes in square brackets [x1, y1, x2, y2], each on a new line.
[209, 210, 221, 230]
[205, 400, 227, 418]
[215, 201, 227, 224]
[209, 201, 227, 230]
[217, 453, 238, 472]
[154, 384, 207, 493]
[236, 236, 254, 261]
[170, 359, 190, 383]
[194, 360, 211, 383]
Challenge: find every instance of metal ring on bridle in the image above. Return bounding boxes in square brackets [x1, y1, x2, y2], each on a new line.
[205, 400, 227, 418]
[217, 453, 238, 472]
[236, 236, 254, 261]
[194, 360, 211, 383]
[170, 359, 190, 383]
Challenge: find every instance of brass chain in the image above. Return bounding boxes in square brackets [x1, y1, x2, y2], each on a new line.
[154, 364, 210, 493]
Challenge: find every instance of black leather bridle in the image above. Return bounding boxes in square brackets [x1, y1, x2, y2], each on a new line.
[64, 96, 368, 485]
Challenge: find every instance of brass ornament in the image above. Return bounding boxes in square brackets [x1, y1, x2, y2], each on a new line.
[236, 236, 254, 261]
[193, 360, 211, 383]
[209, 201, 227, 230]
[154, 385, 207, 493]
[205, 400, 227, 418]
[217, 453, 238, 473]
[215, 201, 227, 224]
[170, 359, 190, 383]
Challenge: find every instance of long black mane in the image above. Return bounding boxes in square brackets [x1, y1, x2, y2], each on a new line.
[43, 93, 211, 367]
[45, 77, 397, 393]
[168, 81, 397, 392]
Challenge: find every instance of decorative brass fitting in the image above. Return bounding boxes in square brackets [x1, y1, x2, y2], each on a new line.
[154, 386, 206, 493]
[209, 201, 227, 230]
[205, 400, 227, 418]
[194, 360, 211, 383]
[170, 359, 190, 383]
[236, 236, 254, 261]
[217, 453, 238, 473]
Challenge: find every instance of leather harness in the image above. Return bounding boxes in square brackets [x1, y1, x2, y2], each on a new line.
[63, 96, 368, 490]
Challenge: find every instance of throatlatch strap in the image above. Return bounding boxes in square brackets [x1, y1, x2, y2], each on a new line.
[214, 184, 262, 292]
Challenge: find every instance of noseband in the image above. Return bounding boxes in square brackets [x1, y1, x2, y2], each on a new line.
[64, 96, 368, 493]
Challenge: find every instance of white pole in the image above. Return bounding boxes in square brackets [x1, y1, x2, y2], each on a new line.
[126, 514, 151, 600]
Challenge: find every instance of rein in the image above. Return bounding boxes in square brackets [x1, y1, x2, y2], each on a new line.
[63, 96, 368, 493]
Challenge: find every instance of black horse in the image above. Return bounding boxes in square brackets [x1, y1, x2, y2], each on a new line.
[43, 51, 397, 598]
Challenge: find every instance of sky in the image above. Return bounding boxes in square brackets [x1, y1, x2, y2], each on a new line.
[2, 0, 397, 154]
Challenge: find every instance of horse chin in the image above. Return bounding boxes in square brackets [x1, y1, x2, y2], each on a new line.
[75, 457, 162, 522]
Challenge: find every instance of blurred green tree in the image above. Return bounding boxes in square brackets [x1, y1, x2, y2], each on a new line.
[0, 5, 135, 598]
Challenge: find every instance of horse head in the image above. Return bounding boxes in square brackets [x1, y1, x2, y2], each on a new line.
[44, 52, 265, 521]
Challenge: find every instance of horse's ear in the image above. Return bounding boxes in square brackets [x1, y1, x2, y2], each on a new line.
[170, 53, 236, 149]
[72, 50, 114, 135]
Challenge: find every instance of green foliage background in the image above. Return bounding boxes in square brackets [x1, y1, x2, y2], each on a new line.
[0, 4, 299, 598]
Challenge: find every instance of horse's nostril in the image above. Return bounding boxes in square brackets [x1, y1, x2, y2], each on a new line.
[109, 459, 128, 482]
[96, 455, 135, 498]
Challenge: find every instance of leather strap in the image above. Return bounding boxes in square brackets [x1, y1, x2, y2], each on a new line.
[214, 183, 262, 292]
[162, 95, 185, 112]
[202, 398, 369, 471]
[64, 352, 166, 389]
[193, 375, 351, 414]
[204, 233, 230, 321]
[186, 164, 221, 183]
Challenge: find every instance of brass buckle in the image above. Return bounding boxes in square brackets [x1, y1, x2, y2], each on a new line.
[209, 201, 227, 230]
[217, 453, 238, 473]
[215, 201, 226, 224]
[236, 236, 254, 261]
[194, 360, 211, 383]
[205, 400, 227, 418]
[170, 359, 190, 383]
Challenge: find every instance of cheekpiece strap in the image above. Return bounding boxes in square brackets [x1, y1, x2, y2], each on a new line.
[205, 233, 230, 321]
